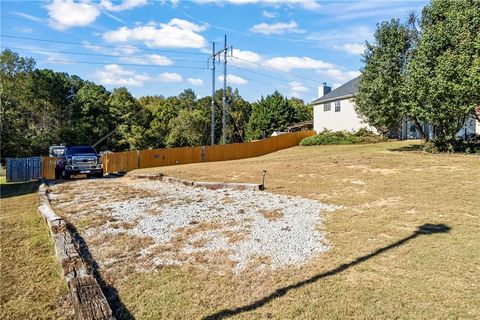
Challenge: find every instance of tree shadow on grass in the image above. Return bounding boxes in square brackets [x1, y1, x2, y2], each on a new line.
[389, 144, 424, 153]
[203, 223, 451, 320]
[68, 223, 135, 320]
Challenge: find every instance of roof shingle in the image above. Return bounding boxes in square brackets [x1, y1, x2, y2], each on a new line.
[312, 75, 361, 104]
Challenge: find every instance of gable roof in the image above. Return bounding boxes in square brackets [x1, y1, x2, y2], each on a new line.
[311, 75, 361, 104]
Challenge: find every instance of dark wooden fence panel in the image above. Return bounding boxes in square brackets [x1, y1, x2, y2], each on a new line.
[6, 157, 42, 182]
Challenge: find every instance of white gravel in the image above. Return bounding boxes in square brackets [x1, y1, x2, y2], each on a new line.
[81, 179, 336, 273]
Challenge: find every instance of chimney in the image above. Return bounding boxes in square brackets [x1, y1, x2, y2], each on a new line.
[318, 82, 331, 98]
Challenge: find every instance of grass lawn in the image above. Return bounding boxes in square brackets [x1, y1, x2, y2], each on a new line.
[121, 140, 480, 319]
[0, 183, 68, 319]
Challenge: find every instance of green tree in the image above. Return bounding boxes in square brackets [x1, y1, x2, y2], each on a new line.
[406, 0, 480, 149]
[0, 49, 35, 158]
[69, 82, 111, 147]
[166, 108, 209, 147]
[28, 69, 79, 154]
[355, 19, 421, 135]
[245, 91, 295, 140]
[144, 96, 179, 149]
[289, 97, 313, 122]
[108, 87, 148, 150]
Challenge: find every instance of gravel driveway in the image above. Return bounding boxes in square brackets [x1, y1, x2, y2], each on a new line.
[48, 177, 336, 274]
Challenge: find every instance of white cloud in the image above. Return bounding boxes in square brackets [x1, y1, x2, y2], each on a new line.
[103, 19, 207, 48]
[119, 54, 173, 66]
[263, 56, 334, 72]
[333, 43, 365, 55]
[95, 64, 151, 87]
[289, 81, 309, 97]
[102, 10, 125, 23]
[14, 11, 44, 23]
[193, 0, 320, 10]
[82, 40, 139, 55]
[13, 26, 35, 33]
[250, 21, 304, 35]
[306, 26, 373, 45]
[158, 72, 182, 82]
[218, 74, 248, 85]
[46, 0, 100, 30]
[187, 78, 204, 86]
[317, 69, 361, 83]
[231, 48, 262, 67]
[100, 0, 148, 12]
[262, 10, 278, 18]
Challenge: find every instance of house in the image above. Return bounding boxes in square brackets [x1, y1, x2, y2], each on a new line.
[312, 76, 374, 134]
[312, 76, 480, 139]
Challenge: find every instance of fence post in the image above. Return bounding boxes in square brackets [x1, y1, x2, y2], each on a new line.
[137, 150, 140, 169]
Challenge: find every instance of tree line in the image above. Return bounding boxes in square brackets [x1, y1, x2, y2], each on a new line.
[0, 49, 312, 159]
[356, 0, 480, 150]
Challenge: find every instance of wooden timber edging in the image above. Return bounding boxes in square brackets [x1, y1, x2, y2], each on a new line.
[131, 173, 264, 191]
[38, 182, 114, 320]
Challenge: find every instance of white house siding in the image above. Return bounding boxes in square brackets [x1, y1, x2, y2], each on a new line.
[313, 98, 372, 133]
[456, 116, 479, 138]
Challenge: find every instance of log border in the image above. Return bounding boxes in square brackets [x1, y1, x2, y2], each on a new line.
[38, 181, 114, 320]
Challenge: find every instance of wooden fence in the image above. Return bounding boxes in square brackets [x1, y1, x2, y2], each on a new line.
[41, 157, 59, 180]
[6, 157, 42, 182]
[41, 131, 315, 179]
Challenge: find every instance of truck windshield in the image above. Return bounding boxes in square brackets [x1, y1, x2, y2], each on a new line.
[67, 146, 96, 154]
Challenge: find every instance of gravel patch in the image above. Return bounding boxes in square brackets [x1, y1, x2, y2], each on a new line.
[51, 178, 337, 273]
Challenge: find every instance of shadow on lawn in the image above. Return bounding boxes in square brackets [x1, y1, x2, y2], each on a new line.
[203, 223, 451, 320]
[389, 144, 424, 153]
[69, 223, 135, 320]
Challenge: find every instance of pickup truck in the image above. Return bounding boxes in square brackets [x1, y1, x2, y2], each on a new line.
[55, 145, 103, 179]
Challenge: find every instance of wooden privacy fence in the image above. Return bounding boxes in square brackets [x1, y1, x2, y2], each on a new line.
[39, 131, 315, 179]
[42, 157, 59, 180]
[6, 157, 42, 182]
[102, 131, 314, 174]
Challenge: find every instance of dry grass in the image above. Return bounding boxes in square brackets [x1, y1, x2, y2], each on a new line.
[119, 141, 480, 319]
[259, 209, 284, 221]
[0, 188, 69, 319]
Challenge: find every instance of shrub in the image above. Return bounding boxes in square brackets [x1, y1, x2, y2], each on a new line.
[300, 129, 386, 146]
[425, 136, 480, 154]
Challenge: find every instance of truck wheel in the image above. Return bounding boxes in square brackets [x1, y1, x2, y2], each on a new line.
[96, 172, 104, 178]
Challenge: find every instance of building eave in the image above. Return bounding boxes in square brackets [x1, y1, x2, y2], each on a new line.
[311, 93, 356, 105]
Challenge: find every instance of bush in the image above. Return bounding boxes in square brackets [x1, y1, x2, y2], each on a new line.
[425, 136, 480, 154]
[300, 129, 386, 146]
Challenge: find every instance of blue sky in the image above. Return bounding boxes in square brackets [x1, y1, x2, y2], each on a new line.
[1, 0, 427, 102]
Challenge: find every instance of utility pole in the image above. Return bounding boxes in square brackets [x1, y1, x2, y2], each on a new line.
[210, 35, 229, 145]
[210, 42, 216, 145]
[222, 34, 227, 144]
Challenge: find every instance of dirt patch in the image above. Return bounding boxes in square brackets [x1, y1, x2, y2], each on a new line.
[260, 209, 284, 221]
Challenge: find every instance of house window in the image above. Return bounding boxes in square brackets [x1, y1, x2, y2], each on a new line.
[324, 102, 331, 111]
[335, 100, 341, 112]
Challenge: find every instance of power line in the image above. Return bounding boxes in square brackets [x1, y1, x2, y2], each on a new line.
[231, 55, 322, 85]
[229, 60, 299, 86]
[228, 64, 318, 100]
[229, 59, 318, 93]
[31, 58, 208, 69]
[1, 45, 208, 64]
[0, 34, 210, 56]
